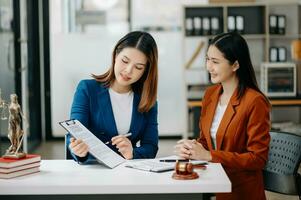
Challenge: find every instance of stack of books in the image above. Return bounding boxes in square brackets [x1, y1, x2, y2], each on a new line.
[0, 154, 41, 179]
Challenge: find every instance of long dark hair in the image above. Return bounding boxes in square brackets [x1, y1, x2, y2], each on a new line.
[209, 32, 267, 100]
[92, 31, 158, 113]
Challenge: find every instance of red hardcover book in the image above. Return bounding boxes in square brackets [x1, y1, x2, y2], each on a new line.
[0, 162, 40, 173]
[0, 167, 40, 179]
[0, 154, 41, 168]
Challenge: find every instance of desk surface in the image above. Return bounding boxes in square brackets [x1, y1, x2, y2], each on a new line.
[0, 160, 231, 195]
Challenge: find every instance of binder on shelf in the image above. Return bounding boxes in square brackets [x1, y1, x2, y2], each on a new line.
[269, 14, 286, 35]
[227, 16, 235, 32]
[269, 47, 278, 62]
[278, 47, 287, 62]
[193, 17, 202, 36]
[277, 15, 286, 35]
[211, 17, 220, 35]
[185, 18, 193, 36]
[269, 47, 287, 62]
[202, 17, 210, 35]
[236, 15, 244, 34]
[269, 15, 277, 34]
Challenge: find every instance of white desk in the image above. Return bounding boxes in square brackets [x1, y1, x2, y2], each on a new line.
[0, 160, 231, 200]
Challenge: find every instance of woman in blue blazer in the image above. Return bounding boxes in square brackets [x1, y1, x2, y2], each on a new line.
[67, 31, 159, 163]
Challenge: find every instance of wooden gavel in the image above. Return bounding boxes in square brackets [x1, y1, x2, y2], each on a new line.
[175, 161, 194, 175]
[172, 161, 201, 180]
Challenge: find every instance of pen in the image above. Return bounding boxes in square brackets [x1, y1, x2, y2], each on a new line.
[105, 133, 132, 144]
[159, 159, 189, 162]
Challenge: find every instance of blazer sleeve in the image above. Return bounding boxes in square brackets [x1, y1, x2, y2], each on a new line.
[68, 80, 95, 163]
[196, 89, 210, 150]
[197, 130, 208, 150]
[132, 102, 159, 159]
[210, 95, 271, 170]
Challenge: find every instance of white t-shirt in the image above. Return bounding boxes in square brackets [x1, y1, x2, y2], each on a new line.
[210, 103, 227, 149]
[109, 88, 134, 135]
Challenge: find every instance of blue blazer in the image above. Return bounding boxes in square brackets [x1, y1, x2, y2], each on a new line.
[66, 79, 158, 163]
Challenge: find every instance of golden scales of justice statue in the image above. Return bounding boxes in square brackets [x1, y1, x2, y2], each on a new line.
[0, 88, 26, 159]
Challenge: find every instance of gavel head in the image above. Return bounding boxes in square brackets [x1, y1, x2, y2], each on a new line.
[175, 161, 193, 175]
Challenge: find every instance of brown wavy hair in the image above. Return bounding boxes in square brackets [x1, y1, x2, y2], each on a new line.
[92, 31, 158, 113]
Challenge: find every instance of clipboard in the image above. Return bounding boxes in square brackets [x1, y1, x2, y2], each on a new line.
[59, 119, 125, 169]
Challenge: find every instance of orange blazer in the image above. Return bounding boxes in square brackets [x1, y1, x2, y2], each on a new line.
[197, 84, 271, 200]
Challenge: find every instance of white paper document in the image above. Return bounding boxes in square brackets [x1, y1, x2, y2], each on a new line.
[125, 155, 207, 172]
[59, 119, 125, 168]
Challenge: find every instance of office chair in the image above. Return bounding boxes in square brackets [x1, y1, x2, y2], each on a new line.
[65, 134, 72, 160]
[263, 131, 301, 199]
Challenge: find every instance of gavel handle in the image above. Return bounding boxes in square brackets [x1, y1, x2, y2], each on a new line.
[193, 164, 207, 170]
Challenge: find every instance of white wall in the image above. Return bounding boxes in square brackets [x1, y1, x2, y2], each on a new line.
[50, 33, 124, 137]
[50, 0, 205, 137]
[152, 31, 188, 136]
[50, 31, 189, 137]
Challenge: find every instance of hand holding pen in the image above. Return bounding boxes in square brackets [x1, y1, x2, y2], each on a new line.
[109, 133, 133, 160]
[105, 133, 132, 144]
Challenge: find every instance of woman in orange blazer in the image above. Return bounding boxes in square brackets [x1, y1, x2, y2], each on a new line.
[175, 32, 271, 200]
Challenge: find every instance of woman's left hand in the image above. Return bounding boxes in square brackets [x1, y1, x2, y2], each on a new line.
[111, 135, 133, 159]
[174, 139, 212, 161]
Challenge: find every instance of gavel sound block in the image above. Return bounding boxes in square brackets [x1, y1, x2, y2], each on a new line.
[172, 161, 203, 180]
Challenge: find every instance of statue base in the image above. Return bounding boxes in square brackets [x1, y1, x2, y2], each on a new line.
[2, 152, 26, 159]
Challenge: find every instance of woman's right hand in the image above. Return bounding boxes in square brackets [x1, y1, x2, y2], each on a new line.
[69, 137, 89, 157]
[174, 139, 212, 161]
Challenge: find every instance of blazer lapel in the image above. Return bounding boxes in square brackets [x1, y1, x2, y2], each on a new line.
[216, 89, 240, 150]
[129, 93, 143, 139]
[97, 88, 118, 137]
[202, 85, 222, 150]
